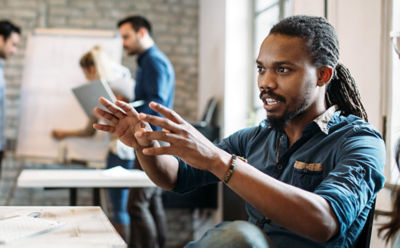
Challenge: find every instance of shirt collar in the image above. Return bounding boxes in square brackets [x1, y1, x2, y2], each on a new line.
[313, 105, 338, 134]
[137, 45, 156, 66]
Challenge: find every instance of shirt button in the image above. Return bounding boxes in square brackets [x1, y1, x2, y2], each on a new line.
[277, 164, 283, 170]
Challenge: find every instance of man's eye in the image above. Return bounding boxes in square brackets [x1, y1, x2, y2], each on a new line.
[277, 67, 289, 73]
[257, 66, 265, 73]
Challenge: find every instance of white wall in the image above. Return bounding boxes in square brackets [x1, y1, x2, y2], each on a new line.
[293, 0, 384, 131]
[224, 1, 252, 136]
[199, 0, 252, 137]
[198, 0, 226, 127]
[331, 0, 383, 130]
[292, 0, 324, 16]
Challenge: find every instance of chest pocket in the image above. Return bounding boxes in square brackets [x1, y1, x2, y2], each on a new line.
[292, 160, 324, 192]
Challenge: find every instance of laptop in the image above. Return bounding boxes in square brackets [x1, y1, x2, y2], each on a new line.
[72, 79, 116, 117]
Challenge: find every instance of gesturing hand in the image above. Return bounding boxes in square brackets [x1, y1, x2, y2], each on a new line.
[136, 101, 227, 171]
[93, 97, 153, 149]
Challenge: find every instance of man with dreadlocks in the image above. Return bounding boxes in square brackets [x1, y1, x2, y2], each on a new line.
[93, 15, 385, 247]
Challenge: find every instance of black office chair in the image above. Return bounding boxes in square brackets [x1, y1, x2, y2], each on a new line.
[192, 97, 219, 143]
[353, 200, 376, 248]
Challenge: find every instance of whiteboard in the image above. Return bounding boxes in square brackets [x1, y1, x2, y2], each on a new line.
[16, 29, 123, 164]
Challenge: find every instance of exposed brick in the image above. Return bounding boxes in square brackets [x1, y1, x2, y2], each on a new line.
[48, 0, 68, 5]
[6, 0, 39, 8]
[49, 7, 84, 17]
[48, 16, 68, 26]
[1, 1, 200, 243]
[12, 9, 38, 19]
[68, 18, 94, 27]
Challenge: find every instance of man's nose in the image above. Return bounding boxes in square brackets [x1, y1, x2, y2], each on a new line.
[258, 71, 277, 90]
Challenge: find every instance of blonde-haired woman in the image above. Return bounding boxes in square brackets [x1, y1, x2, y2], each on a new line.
[52, 46, 135, 239]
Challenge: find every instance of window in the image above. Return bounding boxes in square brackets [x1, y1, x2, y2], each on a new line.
[389, 0, 400, 182]
[251, 0, 292, 125]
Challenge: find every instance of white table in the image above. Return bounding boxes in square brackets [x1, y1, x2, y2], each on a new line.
[17, 169, 156, 205]
[0, 206, 126, 248]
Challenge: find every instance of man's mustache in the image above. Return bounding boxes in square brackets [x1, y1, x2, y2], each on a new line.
[259, 90, 286, 102]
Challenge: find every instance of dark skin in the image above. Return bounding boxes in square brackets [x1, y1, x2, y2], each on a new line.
[93, 34, 339, 242]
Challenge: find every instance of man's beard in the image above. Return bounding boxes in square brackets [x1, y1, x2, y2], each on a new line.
[268, 114, 289, 131]
[267, 98, 308, 131]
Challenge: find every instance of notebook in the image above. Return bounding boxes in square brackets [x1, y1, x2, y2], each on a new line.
[72, 79, 116, 117]
[0, 215, 64, 244]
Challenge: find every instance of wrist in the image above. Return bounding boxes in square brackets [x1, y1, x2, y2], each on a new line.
[208, 151, 232, 178]
[210, 153, 247, 184]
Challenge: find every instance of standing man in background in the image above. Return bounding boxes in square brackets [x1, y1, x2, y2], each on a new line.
[117, 15, 175, 248]
[0, 20, 20, 178]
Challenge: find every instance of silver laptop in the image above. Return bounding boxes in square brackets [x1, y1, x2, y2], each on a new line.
[72, 79, 116, 117]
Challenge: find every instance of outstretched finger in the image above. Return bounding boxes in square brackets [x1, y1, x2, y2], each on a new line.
[115, 100, 140, 118]
[148, 102, 185, 124]
[99, 97, 126, 120]
[93, 123, 116, 133]
[138, 113, 182, 134]
[137, 130, 184, 145]
[94, 107, 119, 125]
[142, 146, 175, 156]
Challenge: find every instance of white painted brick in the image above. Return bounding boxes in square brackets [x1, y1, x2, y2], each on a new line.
[68, 18, 94, 27]
[12, 9, 37, 19]
[49, 7, 83, 17]
[69, 0, 96, 9]
[48, 0, 67, 6]
[2, 0, 201, 185]
[6, 0, 38, 8]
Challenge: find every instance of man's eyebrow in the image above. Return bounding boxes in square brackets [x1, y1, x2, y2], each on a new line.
[256, 60, 296, 66]
[272, 61, 295, 66]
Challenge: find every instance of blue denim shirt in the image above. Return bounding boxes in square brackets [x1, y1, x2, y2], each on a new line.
[0, 60, 6, 150]
[174, 106, 386, 247]
[135, 45, 175, 131]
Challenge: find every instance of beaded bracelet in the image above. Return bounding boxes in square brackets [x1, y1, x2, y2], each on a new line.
[223, 155, 237, 184]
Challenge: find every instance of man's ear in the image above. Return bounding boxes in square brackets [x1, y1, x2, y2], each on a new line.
[138, 27, 148, 38]
[317, 66, 333, 87]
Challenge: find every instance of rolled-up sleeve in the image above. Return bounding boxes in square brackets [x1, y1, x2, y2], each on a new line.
[314, 126, 385, 235]
[172, 128, 250, 193]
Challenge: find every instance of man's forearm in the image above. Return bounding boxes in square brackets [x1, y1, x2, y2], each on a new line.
[210, 158, 339, 242]
[135, 146, 179, 190]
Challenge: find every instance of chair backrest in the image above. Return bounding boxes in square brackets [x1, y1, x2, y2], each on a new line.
[353, 200, 376, 248]
[199, 97, 217, 126]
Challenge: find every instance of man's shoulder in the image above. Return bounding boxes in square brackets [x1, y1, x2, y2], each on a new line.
[328, 113, 382, 139]
[143, 46, 172, 65]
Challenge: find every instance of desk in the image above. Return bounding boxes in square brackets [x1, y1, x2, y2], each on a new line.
[0, 206, 126, 247]
[17, 169, 156, 205]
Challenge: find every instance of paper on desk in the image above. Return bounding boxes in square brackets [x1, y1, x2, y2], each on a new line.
[0, 215, 64, 244]
[102, 166, 146, 178]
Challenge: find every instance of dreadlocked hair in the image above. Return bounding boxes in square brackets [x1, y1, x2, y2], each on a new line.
[270, 15, 368, 121]
[378, 141, 400, 243]
[326, 63, 368, 121]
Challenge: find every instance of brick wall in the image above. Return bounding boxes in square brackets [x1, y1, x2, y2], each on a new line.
[1, 0, 199, 144]
[1, 0, 201, 246]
